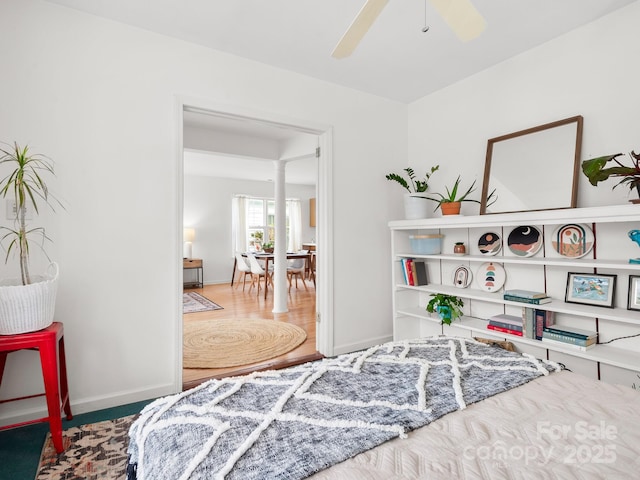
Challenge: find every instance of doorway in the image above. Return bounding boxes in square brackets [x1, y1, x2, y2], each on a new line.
[176, 100, 333, 389]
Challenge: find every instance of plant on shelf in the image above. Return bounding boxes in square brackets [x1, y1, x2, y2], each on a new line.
[0, 142, 62, 334]
[581, 150, 640, 202]
[426, 293, 464, 325]
[424, 175, 480, 215]
[385, 165, 440, 197]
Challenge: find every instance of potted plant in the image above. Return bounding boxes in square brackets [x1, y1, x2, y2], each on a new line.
[386, 165, 439, 220]
[0, 142, 61, 335]
[262, 242, 274, 253]
[425, 176, 481, 215]
[426, 293, 464, 325]
[581, 150, 640, 203]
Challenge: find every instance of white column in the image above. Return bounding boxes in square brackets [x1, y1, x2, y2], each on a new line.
[272, 160, 288, 313]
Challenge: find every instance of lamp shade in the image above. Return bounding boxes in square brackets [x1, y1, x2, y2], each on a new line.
[183, 228, 195, 242]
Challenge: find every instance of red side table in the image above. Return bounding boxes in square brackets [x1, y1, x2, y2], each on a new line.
[0, 322, 72, 453]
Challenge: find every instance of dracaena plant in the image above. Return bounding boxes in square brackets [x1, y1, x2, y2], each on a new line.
[581, 150, 640, 197]
[0, 142, 60, 285]
[385, 165, 439, 196]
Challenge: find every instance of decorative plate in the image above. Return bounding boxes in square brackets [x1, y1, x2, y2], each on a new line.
[551, 223, 594, 258]
[507, 226, 543, 257]
[453, 265, 473, 288]
[478, 232, 502, 256]
[477, 262, 506, 292]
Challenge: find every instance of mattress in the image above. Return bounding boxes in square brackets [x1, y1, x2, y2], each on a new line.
[310, 369, 640, 479]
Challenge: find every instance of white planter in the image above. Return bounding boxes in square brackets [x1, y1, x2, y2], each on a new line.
[403, 194, 430, 220]
[0, 263, 58, 335]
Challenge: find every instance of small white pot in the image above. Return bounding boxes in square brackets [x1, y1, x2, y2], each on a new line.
[0, 263, 59, 335]
[404, 194, 430, 220]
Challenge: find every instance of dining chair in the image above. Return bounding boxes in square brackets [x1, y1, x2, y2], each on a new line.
[246, 252, 272, 296]
[234, 252, 252, 291]
[287, 258, 308, 292]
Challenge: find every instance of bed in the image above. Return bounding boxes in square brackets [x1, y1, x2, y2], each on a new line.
[126, 336, 640, 479]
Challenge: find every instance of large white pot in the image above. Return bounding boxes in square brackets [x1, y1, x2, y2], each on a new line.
[404, 194, 430, 220]
[0, 263, 58, 335]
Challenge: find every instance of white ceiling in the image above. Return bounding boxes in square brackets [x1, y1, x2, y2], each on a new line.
[183, 110, 318, 185]
[46, 0, 636, 103]
[44, 0, 636, 184]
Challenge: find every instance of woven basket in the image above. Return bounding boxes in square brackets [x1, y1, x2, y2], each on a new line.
[0, 263, 59, 335]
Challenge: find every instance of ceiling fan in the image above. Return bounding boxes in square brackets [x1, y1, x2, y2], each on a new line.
[331, 0, 487, 59]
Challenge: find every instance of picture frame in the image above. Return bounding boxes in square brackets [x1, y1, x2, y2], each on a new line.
[627, 275, 640, 311]
[565, 272, 616, 308]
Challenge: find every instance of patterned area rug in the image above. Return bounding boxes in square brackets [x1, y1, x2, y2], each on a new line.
[36, 415, 135, 480]
[183, 319, 307, 368]
[183, 292, 223, 313]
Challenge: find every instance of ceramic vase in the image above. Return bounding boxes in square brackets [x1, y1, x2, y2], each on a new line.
[403, 194, 430, 220]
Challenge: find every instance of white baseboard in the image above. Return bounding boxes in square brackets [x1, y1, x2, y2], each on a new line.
[331, 334, 393, 356]
[0, 383, 175, 428]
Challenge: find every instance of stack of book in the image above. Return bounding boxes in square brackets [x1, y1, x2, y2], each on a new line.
[522, 307, 555, 340]
[503, 289, 551, 305]
[541, 325, 598, 351]
[400, 258, 428, 286]
[487, 314, 523, 336]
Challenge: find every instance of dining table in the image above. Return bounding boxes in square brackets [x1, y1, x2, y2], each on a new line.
[231, 252, 312, 299]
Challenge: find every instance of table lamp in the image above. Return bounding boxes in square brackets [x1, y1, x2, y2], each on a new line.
[183, 228, 195, 259]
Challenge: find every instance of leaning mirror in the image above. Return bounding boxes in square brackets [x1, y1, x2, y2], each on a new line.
[480, 115, 583, 215]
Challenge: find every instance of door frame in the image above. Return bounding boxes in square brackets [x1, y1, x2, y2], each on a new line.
[173, 96, 334, 391]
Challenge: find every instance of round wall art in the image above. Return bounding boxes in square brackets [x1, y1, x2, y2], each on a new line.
[477, 262, 506, 292]
[478, 232, 502, 256]
[507, 225, 543, 257]
[551, 223, 594, 258]
[453, 265, 473, 288]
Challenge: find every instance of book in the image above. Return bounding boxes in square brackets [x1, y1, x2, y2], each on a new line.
[489, 320, 522, 332]
[487, 324, 523, 336]
[503, 294, 552, 305]
[413, 260, 428, 286]
[541, 337, 595, 351]
[504, 289, 548, 299]
[406, 259, 415, 286]
[543, 325, 597, 340]
[522, 307, 535, 339]
[488, 314, 522, 326]
[542, 330, 596, 347]
[534, 309, 545, 340]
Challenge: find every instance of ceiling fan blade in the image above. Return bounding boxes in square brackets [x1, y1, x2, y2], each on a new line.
[429, 0, 486, 42]
[331, 0, 389, 59]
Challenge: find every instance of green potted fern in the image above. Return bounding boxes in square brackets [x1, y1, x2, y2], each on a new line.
[386, 165, 439, 220]
[426, 293, 464, 325]
[0, 142, 61, 334]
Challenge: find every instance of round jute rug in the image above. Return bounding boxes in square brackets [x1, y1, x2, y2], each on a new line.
[183, 319, 307, 369]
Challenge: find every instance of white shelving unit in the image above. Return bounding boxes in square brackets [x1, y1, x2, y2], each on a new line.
[389, 205, 640, 385]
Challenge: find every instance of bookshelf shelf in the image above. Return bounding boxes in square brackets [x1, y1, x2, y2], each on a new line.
[390, 205, 640, 384]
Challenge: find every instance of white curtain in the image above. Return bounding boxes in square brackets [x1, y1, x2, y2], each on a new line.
[232, 195, 248, 255]
[287, 199, 302, 252]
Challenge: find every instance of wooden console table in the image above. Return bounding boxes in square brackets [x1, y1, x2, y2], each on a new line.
[183, 258, 203, 288]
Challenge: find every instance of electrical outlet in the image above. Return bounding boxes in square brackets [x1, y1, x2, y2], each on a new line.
[5, 199, 33, 220]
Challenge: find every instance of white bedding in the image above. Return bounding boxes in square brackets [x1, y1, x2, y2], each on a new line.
[310, 370, 640, 479]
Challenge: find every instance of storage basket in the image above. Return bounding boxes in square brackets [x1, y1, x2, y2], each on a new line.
[409, 234, 443, 255]
[0, 263, 58, 335]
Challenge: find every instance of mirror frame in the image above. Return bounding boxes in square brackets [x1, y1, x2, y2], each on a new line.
[480, 115, 583, 215]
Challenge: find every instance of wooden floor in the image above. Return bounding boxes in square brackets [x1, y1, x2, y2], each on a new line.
[182, 277, 321, 390]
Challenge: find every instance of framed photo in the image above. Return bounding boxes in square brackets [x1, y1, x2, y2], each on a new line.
[565, 272, 616, 308]
[627, 275, 640, 311]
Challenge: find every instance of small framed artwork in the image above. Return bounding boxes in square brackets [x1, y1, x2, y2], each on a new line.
[627, 275, 640, 311]
[565, 272, 616, 308]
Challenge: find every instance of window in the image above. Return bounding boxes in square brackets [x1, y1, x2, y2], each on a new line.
[233, 196, 301, 253]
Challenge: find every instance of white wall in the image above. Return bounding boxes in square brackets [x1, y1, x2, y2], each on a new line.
[408, 2, 640, 210]
[0, 0, 407, 424]
[183, 175, 316, 285]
